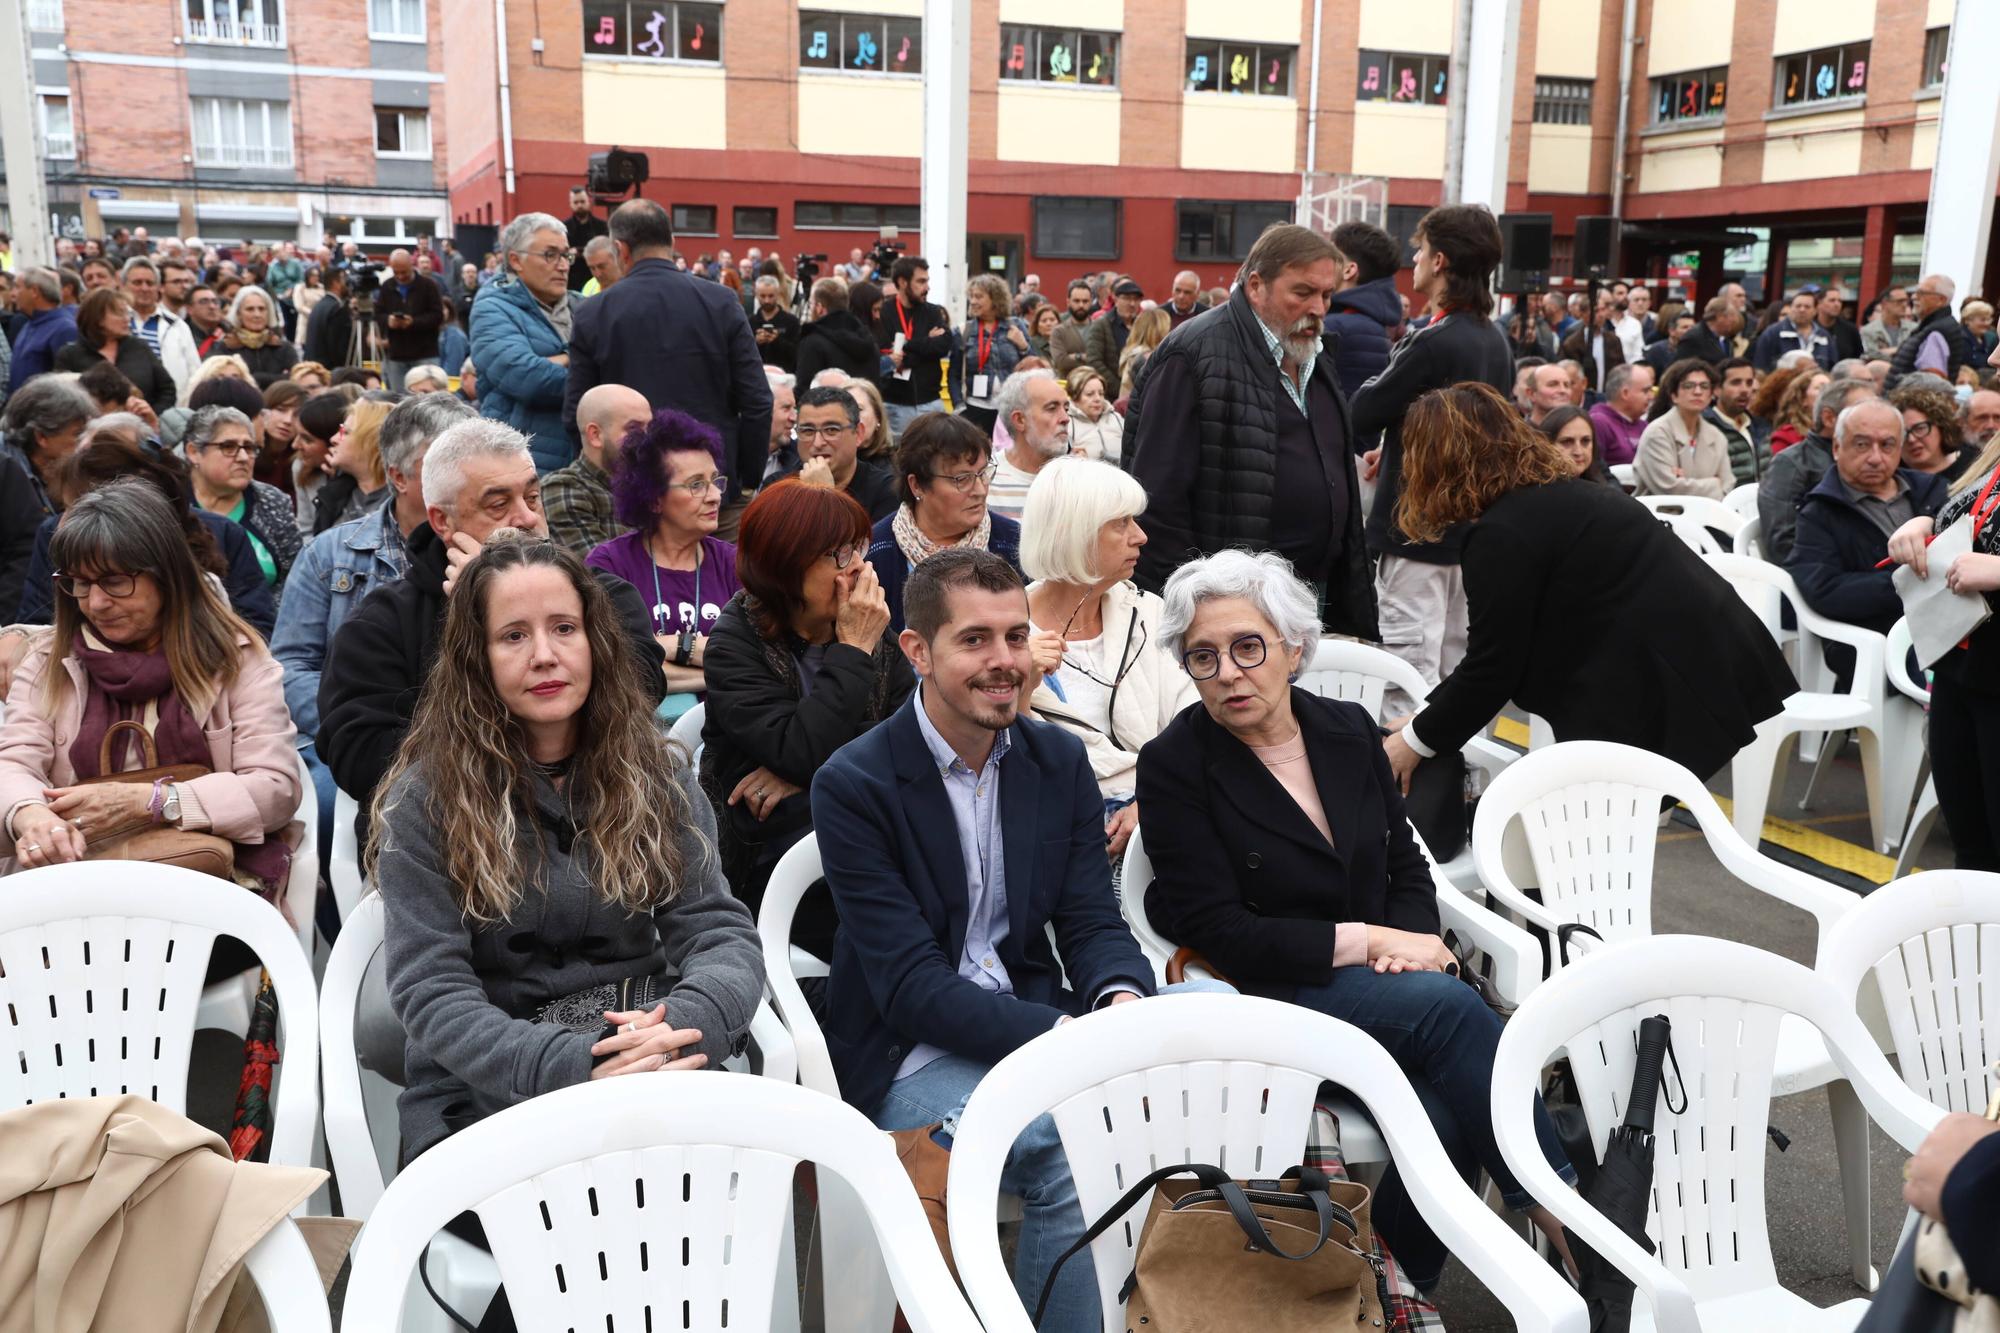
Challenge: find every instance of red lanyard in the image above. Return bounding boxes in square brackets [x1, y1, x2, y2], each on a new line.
[1970, 465, 2000, 536]
[894, 299, 914, 342]
[975, 321, 993, 371]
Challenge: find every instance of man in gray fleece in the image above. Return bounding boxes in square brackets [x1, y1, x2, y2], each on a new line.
[378, 761, 766, 1160]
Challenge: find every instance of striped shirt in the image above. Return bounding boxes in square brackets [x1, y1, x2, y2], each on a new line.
[986, 451, 1042, 522]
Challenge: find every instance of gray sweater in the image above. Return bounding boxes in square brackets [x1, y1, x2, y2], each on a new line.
[379, 754, 766, 1157]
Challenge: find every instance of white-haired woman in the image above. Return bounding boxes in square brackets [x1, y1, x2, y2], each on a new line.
[470, 211, 580, 472]
[1022, 457, 1193, 860]
[1133, 547, 1578, 1291]
[208, 285, 299, 388]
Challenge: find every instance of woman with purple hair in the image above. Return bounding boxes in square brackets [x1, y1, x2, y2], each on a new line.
[585, 409, 742, 717]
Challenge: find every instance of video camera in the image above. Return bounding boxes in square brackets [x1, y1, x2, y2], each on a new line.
[795, 252, 828, 287]
[869, 227, 906, 275]
[587, 147, 651, 203]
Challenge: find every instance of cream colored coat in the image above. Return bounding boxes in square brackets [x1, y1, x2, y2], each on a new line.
[0, 632, 301, 870]
[1027, 579, 1198, 798]
[1634, 409, 1735, 501]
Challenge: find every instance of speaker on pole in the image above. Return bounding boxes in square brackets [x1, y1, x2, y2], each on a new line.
[1497, 212, 1553, 291]
[1574, 215, 1619, 281]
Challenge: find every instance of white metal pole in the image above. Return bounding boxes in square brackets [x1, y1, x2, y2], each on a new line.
[1452, 0, 1524, 210]
[921, 0, 971, 321]
[0, 0, 53, 264]
[1920, 7, 2000, 298]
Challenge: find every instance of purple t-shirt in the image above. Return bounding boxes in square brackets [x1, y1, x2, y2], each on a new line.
[585, 531, 741, 637]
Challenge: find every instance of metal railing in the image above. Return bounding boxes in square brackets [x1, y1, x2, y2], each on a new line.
[27, 0, 64, 31]
[193, 140, 294, 168]
[43, 131, 76, 159]
[185, 16, 286, 46]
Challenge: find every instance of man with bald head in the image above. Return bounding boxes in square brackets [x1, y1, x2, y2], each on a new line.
[372, 245, 445, 393]
[1166, 270, 1202, 325]
[543, 382, 651, 556]
[1790, 398, 1948, 681]
[1964, 388, 2000, 448]
[1525, 363, 1571, 425]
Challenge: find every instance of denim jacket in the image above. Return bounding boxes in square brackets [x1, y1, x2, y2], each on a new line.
[270, 504, 409, 742]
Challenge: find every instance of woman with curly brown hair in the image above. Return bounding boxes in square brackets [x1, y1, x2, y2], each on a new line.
[1751, 364, 1828, 454]
[1889, 379, 1975, 482]
[1379, 381, 1793, 789]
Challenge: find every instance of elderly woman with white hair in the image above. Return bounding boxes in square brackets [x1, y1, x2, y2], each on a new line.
[1133, 547, 1579, 1290]
[207, 285, 299, 388]
[470, 210, 581, 472]
[1021, 457, 1193, 860]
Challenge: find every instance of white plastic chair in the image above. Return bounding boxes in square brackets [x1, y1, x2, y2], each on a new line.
[1490, 936, 1945, 1331]
[341, 1074, 980, 1333]
[1704, 554, 1890, 849]
[323, 889, 799, 1331]
[241, 1217, 336, 1331]
[1736, 512, 1766, 560]
[195, 752, 320, 1036]
[1882, 619, 1937, 870]
[949, 993, 1589, 1333]
[1639, 495, 1746, 556]
[1469, 740, 1880, 1284]
[667, 699, 705, 776]
[1723, 481, 1761, 523]
[0, 862, 320, 1169]
[1609, 462, 1637, 492]
[329, 787, 366, 925]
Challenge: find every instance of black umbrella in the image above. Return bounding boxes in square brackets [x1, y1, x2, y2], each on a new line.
[1567, 1013, 1679, 1333]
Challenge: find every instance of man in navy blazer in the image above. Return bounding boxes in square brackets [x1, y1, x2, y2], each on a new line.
[562, 198, 771, 495]
[812, 548, 1215, 1330]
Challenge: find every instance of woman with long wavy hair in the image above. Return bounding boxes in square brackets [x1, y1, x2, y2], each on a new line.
[1379, 381, 1794, 790]
[371, 535, 764, 1179]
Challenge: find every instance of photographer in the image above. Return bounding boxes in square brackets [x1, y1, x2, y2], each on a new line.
[750, 275, 801, 374]
[874, 255, 951, 439]
[303, 267, 354, 368]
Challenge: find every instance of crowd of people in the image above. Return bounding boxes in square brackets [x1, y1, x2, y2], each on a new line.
[3, 196, 1999, 1330]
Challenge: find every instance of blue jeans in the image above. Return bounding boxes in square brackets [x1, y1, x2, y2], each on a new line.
[870, 981, 1233, 1333]
[884, 399, 944, 441]
[1289, 966, 1576, 1285]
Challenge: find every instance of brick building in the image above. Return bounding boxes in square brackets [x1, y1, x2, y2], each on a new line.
[7, 0, 450, 250]
[439, 0, 1975, 306]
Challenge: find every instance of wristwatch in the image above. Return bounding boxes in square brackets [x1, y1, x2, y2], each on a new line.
[161, 783, 182, 826]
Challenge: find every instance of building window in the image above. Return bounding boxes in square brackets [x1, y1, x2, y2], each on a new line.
[368, 0, 424, 39]
[374, 108, 431, 158]
[1649, 65, 1727, 125]
[183, 0, 284, 46]
[584, 0, 721, 62]
[1532, 77, 1592, 126]
[1922, 27, 1949, 89]
[39, 93, 75, 160]
[1775, 43, 1867, 107]
[1000, 27, 1119, 87]
[734, 206, 779, 238]
[1355, 50, 1449, 106]
[190, 97, 293, 168]
[672, 204, 717, 235]
[26, 0, 62, 32]
[795, 201, 922, 230]
[1175, 199, 1293, 262]
[799, 12, 921, 75]
[1033, 197, 1120, 260]
[1186, 40, 1295, 97]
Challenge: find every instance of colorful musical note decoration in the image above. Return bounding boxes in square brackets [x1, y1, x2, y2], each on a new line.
[1228, 52, 1249, 87]
[807, 29, 827, 59]
[1432, 68, 1445, 98]
[1786, 71, 1800, 101]
[1681, 80, 1699, 116]
[1812, 61, 1834, 98]
[689, 21, 702, 51]
[1846, 59, 1865, 89]
[895, 35, 910, 64]
[1396, 67, 1417, 100]
[1049, 42, 1072, 79]
[1087, 51, 1103, 81]
[1190, 54, 1209, 86]
[637, 9, 666, 57]
[1708, 78, 1726, 109]
[1008, 42, 1027, 72]
[854, 29, 877, 67]
[1362, 63, 1381, 93]
[592, 15, 615, 45]
[1268, 58, 1280, 87]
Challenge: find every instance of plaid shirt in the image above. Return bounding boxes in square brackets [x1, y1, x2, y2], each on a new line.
[1255, 314, 1318, 419]
[540, 455, 624, 557]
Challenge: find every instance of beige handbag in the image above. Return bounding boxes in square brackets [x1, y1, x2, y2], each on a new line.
[78, 719, 235, 880]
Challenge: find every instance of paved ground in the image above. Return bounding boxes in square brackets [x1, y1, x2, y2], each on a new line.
[185, 734, 1945, 1330]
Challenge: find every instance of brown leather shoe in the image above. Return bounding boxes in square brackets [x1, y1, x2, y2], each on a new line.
[890, 1123, 957, 1281]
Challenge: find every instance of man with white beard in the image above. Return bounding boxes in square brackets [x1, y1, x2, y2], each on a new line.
[985, 368, 1071, 522]
[1124, 223, 1378, 643]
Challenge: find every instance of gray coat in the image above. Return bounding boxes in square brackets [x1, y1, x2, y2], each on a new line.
[379, 755, 765, 1157]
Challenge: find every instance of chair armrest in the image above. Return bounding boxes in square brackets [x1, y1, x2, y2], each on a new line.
[1795, 610, 1887, 693]
[1435, 875, 1541, 1005]
[746, 1000, 797, 1084]
[1464, 734, 1521, 782]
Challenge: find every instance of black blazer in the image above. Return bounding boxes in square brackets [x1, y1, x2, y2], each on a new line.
[811, 695, 1155, 1112]
[1413, 479, 1796, 780]
[563, 259, 772, 496]
[1135, 692, 1437, 999]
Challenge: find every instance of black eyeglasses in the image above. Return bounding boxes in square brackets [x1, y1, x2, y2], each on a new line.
[55, 571, 140, 599]
[932, 462, 999, 492]
[200, 440, 259, 459]
[1181, 633, 1268, 681]
[825, 541, 866, 571]
[515, 247, 577, 266]
[795, 423, 853, 442]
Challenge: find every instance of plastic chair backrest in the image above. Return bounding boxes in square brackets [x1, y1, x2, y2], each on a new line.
[1492, 937, 1943, 1325]
[1637, 493, 1747, 538]
[242, 1219, 334, 1332]
[949, 994, 1587, 1333]
[757, 834, 840, 1097]
[1113, 825, 1176, 975]
[1292, 637, 1432, 720]
[320, 891, 388, 1218]
[667, 700, 706, 758]
[1818, 870, 2000, 1115]
[1886, 618, 1927, 705]
[341, 1074, 979, 1332]
[330, 787, 366, 923]
[1655, 511, 1726, 556]
[1609, 462, 1637, 491]
[1723, 482, 1761, 521]
[1736, 512, 1765, 561]
[0, 862, 320, 1167]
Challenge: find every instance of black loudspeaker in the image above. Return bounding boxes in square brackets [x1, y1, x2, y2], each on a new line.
[1386, 205, 1429, 269]
[1574, 215, 1619, 280]
[1498, 213, 1553, 292]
